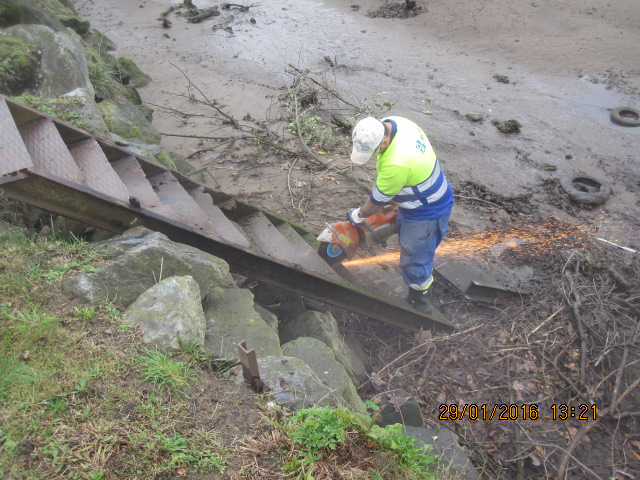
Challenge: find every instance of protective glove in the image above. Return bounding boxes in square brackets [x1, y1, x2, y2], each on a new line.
[347, 207, 366, 227]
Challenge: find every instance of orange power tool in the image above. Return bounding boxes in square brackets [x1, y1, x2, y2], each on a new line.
[316, 205, 399, 265]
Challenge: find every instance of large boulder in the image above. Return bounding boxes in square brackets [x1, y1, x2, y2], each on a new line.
[282, 337, 364, 413]
[231, 356, 342, 411]
[63, 228, 234, 307]
[279, 310, 368, 385]
[98, 99, 162, 144]
[3, 23, 93, 96]
[124, 275, 206, 352]
[202, 286, 282, 360]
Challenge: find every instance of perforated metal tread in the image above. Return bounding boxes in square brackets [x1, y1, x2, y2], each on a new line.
[110, 155, 180, 220]
[148, 171, 218, 237]
[189, 186, 251, 249]
[0, 99, 33, 177]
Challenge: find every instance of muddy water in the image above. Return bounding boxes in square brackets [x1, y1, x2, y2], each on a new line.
[74, 0, 640, 249]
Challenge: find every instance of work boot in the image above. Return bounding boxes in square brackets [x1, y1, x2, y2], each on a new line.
[407, 287, 432, 313]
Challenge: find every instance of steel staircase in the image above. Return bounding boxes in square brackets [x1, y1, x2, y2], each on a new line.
[0, 95, 455, 332]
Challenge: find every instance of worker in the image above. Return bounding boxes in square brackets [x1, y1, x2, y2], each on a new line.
[347, 116, 454, 312]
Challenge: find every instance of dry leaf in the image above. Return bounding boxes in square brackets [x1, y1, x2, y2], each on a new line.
[388, 394, 411, 410]
[280, 162, 291, 170]
[414, 328, 432, 344]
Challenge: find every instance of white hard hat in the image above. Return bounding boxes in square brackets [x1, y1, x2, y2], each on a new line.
[350, 117, 384, 165]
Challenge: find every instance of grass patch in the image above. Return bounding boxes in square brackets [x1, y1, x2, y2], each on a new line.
[0, 225, 456, 479]
[0, 35, 40, 94]
[12, 93, 89, 130]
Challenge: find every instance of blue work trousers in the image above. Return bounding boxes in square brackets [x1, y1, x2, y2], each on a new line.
[397, 210, 451, 291]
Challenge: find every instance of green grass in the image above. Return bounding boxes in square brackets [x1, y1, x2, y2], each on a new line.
[12, 93, 89, 130]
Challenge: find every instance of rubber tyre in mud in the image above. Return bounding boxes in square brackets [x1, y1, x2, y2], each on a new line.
[560, 173, 611, 206]
[610, 106, 640, 127]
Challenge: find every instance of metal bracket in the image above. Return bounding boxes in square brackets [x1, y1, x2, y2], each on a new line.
[237, 341, 262, 392]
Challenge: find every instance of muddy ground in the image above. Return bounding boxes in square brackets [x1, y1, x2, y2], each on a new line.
[72, 0, 640, 478]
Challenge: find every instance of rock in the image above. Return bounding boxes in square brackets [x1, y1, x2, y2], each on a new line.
[62, 88, 110, 138]
[373, 389, 425, 428]
[4, 23, 93, 96]
[202, 286, 282, 360]
[124, 275, 206, 352]
[0, 220, 27, 242]
[282, 337, 364, 413]
[404, 425, 479, 479]
[492, 119, 522, 134]
[0, 34, 40, 95]
[465, 113, 484, 122]
[98, 99, 161, 144]
[279, 310, 367, 385]
[231, 355, 340, 411]
[117, 57, 151, 88]
[63, 227, 234, 307]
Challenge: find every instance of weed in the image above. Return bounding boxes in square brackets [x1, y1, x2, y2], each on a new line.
[158, 432, 227, 472]
[117, 323, 133, 333]
[286, 406, 441, 479]
[368, 423, 440, 476]
[290, 406, 351, 454]
[74, 306, 96, 321]
[88, 58, 125, 100]
[139, 348, 194, 393]
[0, 36, 40, 94]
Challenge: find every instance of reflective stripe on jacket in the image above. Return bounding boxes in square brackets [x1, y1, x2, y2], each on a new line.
[370, 117, 453, 220]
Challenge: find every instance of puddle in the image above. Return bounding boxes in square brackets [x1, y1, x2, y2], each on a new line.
[532, 76, 640, 134]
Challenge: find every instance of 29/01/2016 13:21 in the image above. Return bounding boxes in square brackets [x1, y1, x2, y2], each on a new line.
[438, 403, 597, 421]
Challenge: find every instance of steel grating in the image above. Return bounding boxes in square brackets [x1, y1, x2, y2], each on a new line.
[69, 139, 131, 202]
[0, 99, 34, 177]
[20, 118, 85, 184]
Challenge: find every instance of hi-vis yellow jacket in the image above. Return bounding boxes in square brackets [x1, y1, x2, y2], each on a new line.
[371, 116, 453, 220]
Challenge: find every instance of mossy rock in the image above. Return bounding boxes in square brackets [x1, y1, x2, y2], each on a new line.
[123, 85, 142, 105]
[117, 57, 151, 87]
[0, 35, 40, 95]
[153, 148, 178, 170]
[137, 104, 153, 122]
[170, 153, 195, 176]
[0, 4, 22, 28]
[57, 14, 90, 34]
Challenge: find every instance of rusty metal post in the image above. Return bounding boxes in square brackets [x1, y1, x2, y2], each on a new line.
[237, 341, 261, 391]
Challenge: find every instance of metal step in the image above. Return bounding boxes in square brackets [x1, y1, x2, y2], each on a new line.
[238, 211, 323, 271]
[68, 138, 131, 202]
[0, 94, 455, 332]
[19, 117, 85, 184]
[111, 155, 180, 220]
[147, 170, 219, 237]
[274, 222, 342, 280]
[188, 185, 251, 249]
[0, 99, 34, 177]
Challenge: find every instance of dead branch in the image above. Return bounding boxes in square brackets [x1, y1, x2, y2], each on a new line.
[288, 64, 359, 109]
[563, 270, 589, 395]
[290, 89, 371, 193]
[171, 63, 238, 125]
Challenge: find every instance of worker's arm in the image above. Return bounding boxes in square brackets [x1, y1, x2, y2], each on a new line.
[359, 197, 384, 217]
[348, 197, 386, 226]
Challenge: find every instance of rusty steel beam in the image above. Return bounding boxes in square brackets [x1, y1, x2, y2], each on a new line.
[1, 172, 456, 332]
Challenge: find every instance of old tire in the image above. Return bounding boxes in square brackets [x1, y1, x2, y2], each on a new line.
[610, 106, 640, 127]
[560, 173, 611, 206]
